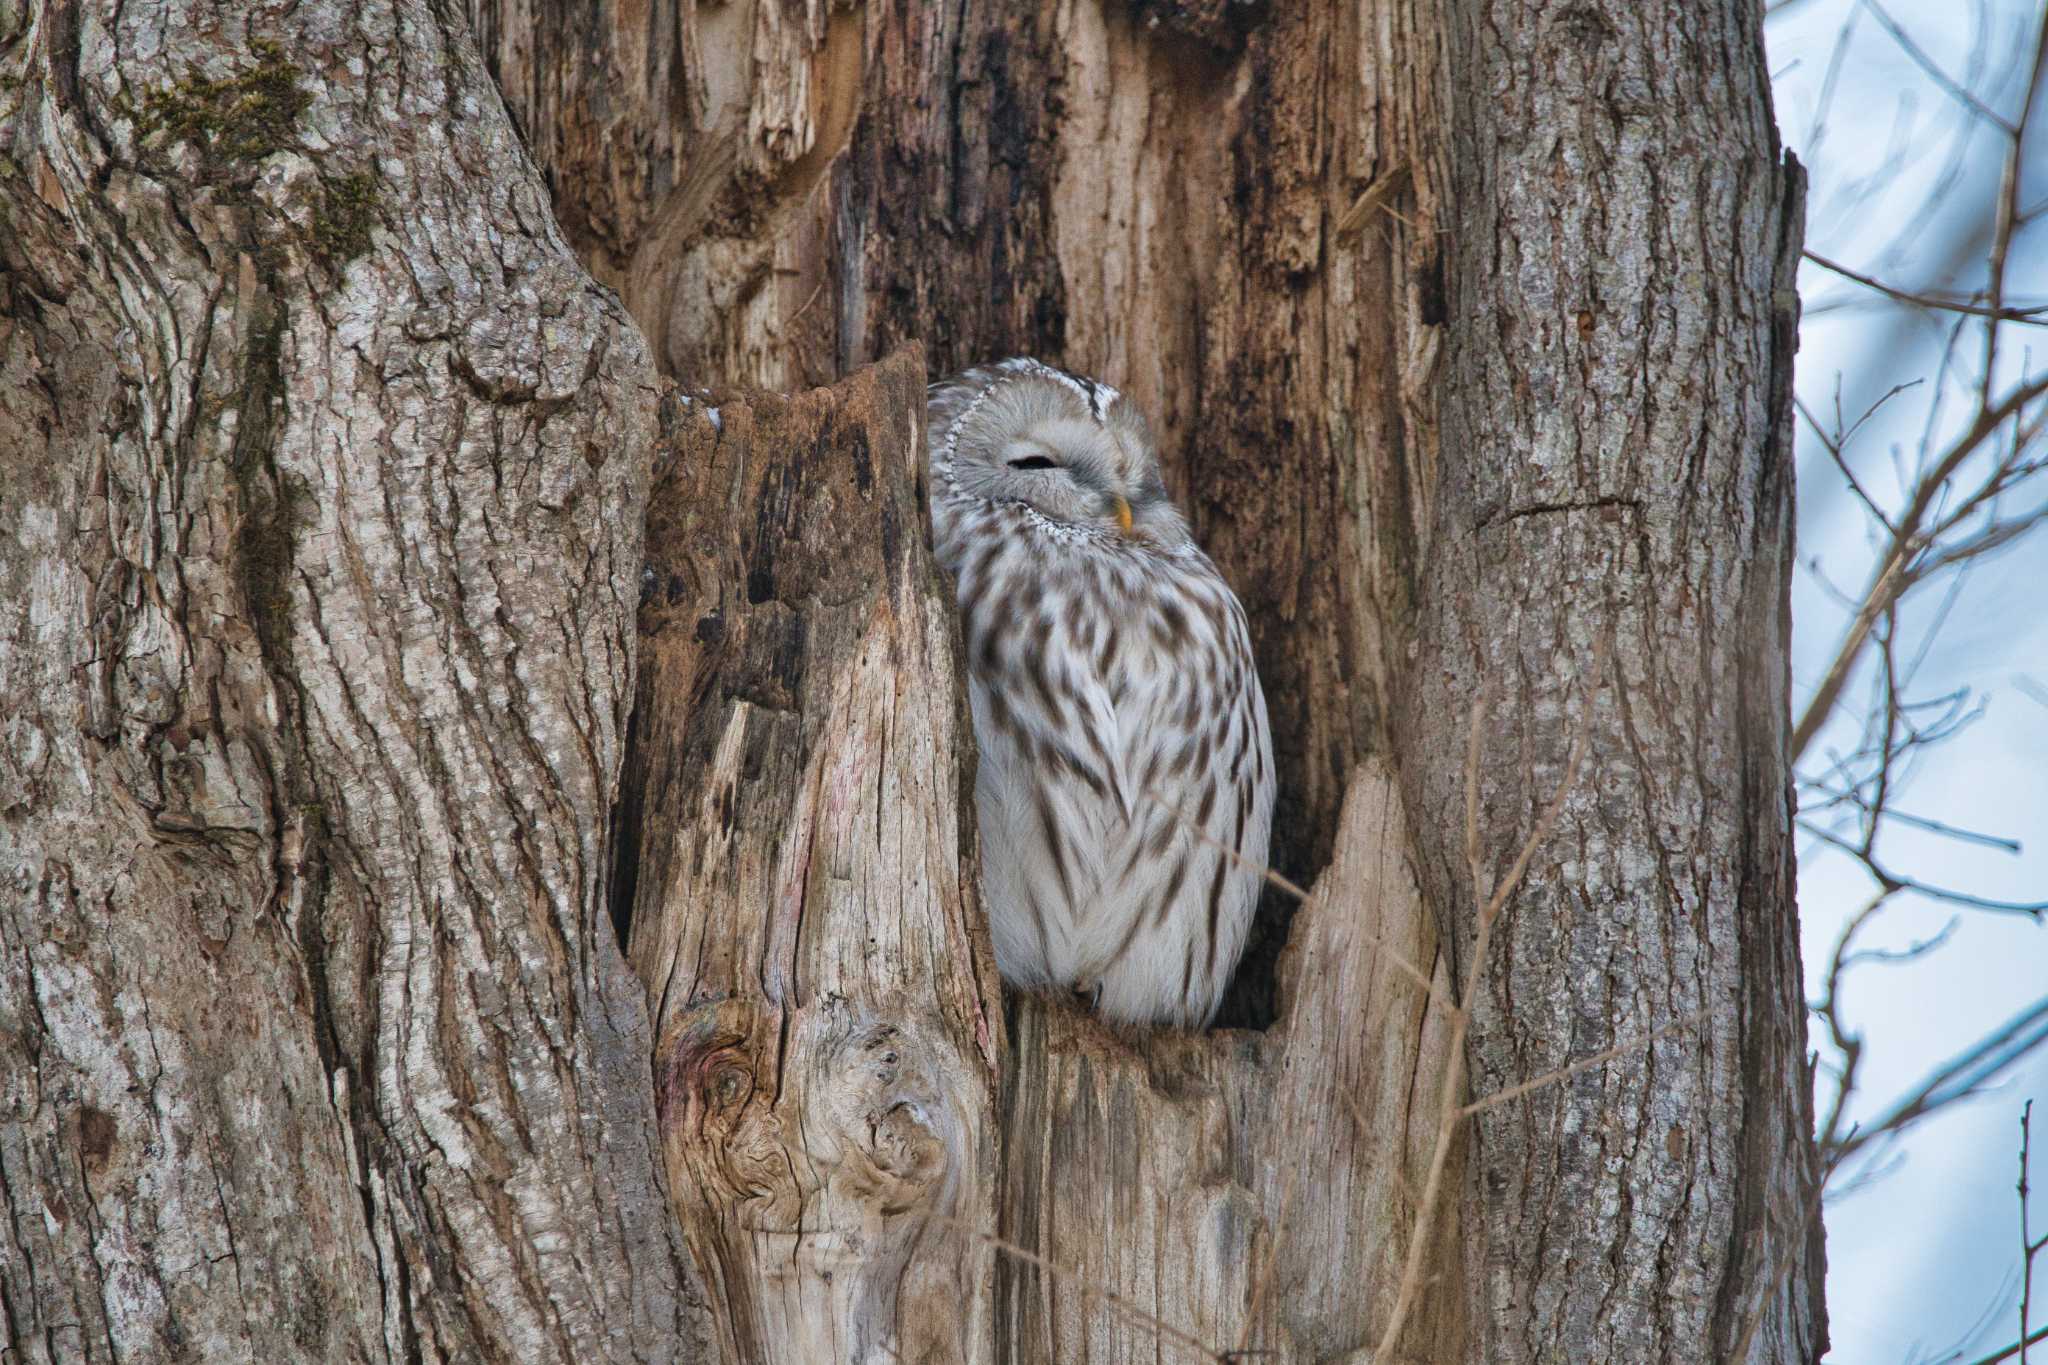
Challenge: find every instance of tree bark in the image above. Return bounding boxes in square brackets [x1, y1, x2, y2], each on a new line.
[618, 350, 1007, 1364]
[1400, 0, 1824, 1359]
[3, 0, 1826, 1361]
[0, 3, 705, 1359]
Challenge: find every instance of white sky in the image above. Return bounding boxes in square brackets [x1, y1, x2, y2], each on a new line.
[1766, 1, 2048, 1359]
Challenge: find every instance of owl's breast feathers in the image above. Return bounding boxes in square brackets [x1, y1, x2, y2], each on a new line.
[938, 491, 1275, 1027]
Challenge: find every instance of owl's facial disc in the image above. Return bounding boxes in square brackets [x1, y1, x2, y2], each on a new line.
[971, 423, 1138, 537]
[930, 362, 1194, 552]
[1006, 448, 1133, 536]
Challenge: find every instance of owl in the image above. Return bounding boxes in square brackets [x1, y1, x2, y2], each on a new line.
[926, 358, 1276, 1028]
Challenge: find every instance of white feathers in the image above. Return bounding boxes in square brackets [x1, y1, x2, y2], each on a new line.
[927, 359, 1276, 1028]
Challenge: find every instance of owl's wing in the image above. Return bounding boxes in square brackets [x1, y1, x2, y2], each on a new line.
[1001, 640, 1134, 824]
[1071, 562, 1274, 1021]
[965, 625, 1134, 986]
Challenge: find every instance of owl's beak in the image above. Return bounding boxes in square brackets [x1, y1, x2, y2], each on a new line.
[1110, 495, 1135, 536]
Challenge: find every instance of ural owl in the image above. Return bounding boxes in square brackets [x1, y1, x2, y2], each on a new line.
[927, 358, 1276, 1028]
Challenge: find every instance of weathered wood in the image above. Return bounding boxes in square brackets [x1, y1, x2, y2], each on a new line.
[0, 3, 704, 1359]
[621, 350, 1006, 1364]
[1399, 0, 1825, 1359]
[1, 0, 1830, 1359]
[1001, 765, 1463, 1361]
[476, 0, 1826, 1359]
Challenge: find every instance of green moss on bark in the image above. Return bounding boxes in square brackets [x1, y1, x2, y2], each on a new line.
[310, 172, 380, 263]
[136, 41, 310, 163]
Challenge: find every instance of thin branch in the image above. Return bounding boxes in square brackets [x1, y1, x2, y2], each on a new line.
[1967, 1323, 2048, 1365]
[1234, 1161, 1302, 1358]
[1804, 250, 2048, 323]
[1141, 785, 1452, 1010]
[1793, 549, 1916, 761]
[1800, 3, 1862, 157]
[1799, 778, 2021, 852]
[921, 1210, 1228, 1362]
[1859, 0, 2018, 134]
[1979, 3, 2048, 410]
[1459, 1012, 1702, 1119]
[2021, 1100, 2036, 1365]
[1792, 372, 2048, 762]
[1799, 821, 2048, 918]
[1812, 889, 1899, 1155]
[1830, 995, 2048, 1166]
[1796, 379, 1923, 534]
[1836, 914, 1960, 974]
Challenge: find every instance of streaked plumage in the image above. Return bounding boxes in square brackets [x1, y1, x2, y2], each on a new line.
[927, 358, 1275, 1028]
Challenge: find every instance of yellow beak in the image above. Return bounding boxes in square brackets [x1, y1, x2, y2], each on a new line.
[1111, 495, 1134, 536]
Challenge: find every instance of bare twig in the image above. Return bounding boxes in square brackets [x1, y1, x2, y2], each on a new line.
[1804, 250, 2048, 323]
[1459, 1011, 1704, 1119]
[2022, 1100, 2038, 1365]
[1235, 1161, 1302, 1358]
[920, 1208, 1228, 1361]
[1859, 0, 2018, 134]
[1791, 371, 2048, 762]
[1799, 778, 2022, 852]
[1811, 889, 1897, 1156]
[1798, 820, 2048, 919]
[1141, 785, 1452, 1009]
[1835, 913, 1959, 973]
[1968, 1324, 2048, 1365]
[1829, 995, 2048, 1167]
[1978, 3, 2048, 410]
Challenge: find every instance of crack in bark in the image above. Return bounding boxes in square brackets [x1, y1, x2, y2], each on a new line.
[1479, 495, 1645, 531]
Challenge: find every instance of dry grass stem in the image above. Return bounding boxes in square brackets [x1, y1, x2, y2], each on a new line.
[1235, 1159, 1304, 1357]
[1142, 785, 1450, 1008]
[1372, 640, 1608, 1359]
[916, 1207, 1228, 1362]
[1458, 1011, 1705, 1119]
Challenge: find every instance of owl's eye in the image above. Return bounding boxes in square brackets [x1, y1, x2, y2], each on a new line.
[1007, 455, 1060, 471]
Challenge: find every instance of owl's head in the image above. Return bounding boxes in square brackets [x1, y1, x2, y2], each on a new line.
[929, 359, 1189, 548]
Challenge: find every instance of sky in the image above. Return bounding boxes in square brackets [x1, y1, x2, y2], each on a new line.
[1764, 1, 2048, 1360]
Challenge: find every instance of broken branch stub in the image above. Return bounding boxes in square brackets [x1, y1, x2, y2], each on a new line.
[618, 349, 1004, 1363]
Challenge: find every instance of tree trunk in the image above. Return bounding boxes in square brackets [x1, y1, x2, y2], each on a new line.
[618, 350, 1008, 1364]
[1402, 1, 1824, 1358]
[0, 3, 707, 1359]
[2, 0, 1824, 1362]
[483, 0, 1824, 1357]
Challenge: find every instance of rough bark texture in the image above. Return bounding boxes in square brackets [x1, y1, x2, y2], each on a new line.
[0, 3, 704, 1359]
[1400, 0, 1824, 1360]
[1, 0, 1826, 1359]
[470, 0, 1451, 944]
[618, 351, 1008, 1364]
